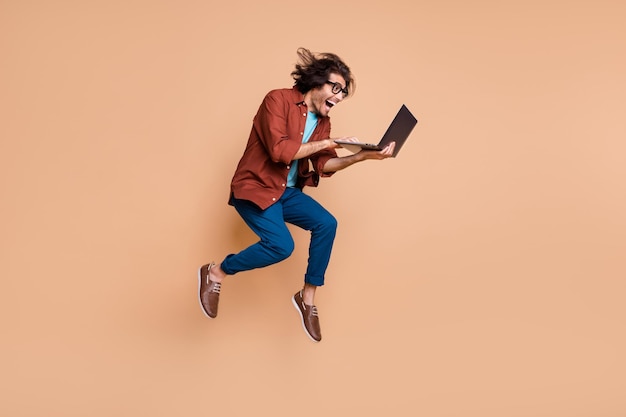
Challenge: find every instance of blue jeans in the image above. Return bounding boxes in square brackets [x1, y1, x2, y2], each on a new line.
[221, 187, 337, 286]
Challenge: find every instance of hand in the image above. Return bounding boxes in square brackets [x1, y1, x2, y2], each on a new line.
[331, 136, 360, 149]
[360, 141, 395, 160]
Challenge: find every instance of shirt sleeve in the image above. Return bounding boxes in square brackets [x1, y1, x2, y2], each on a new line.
[310, 119, 337, 177]
[253, 91, 301, 165]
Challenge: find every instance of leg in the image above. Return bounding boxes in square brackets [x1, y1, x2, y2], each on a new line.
[302, 283, 318, 307]
[220, 196, 295, 276]
[282, 189, 336, 342]
[281, 188, 337, 301]
[199, 196, 294, 319]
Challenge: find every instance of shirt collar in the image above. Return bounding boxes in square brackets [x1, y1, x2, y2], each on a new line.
[291, 86, 306, 105]
[290, 86, 330, 121]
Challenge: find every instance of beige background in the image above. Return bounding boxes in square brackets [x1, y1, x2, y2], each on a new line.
[1, 0, 625, 416]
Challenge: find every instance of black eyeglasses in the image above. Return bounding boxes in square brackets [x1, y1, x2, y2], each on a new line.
[325, 81, 349, 95]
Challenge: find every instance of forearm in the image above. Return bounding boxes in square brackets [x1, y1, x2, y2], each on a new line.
[322, 141, 396, 173]
[322, 152, 367, 173]
[293, 139, 335, 160]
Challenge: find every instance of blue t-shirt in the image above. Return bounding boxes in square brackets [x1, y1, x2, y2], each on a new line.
[287, 111, 318, 187]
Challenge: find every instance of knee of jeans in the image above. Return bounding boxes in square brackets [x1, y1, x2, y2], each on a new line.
[267, 238, 294, 261]
[320, 213, 338, 233]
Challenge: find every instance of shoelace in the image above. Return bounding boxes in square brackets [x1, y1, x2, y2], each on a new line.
[204, 263, 220, 293]
[311, 305, 318, 317]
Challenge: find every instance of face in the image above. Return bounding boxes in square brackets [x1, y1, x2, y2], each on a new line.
[305, 72, 348, 117]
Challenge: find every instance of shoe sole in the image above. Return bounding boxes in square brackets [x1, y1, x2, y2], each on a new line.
[291, 295, 320, 343]
[198, 265, 215, 319]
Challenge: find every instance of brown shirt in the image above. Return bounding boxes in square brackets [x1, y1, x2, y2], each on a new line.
[230, 87, 337, 210]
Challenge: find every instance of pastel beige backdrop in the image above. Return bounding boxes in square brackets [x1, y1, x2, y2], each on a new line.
[1, 0, 624, 416]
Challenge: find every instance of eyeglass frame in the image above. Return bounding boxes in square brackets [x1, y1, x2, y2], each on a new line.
[325, 80, 349, 96]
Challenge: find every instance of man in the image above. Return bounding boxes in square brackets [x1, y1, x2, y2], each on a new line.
[199, 47, 395, 342]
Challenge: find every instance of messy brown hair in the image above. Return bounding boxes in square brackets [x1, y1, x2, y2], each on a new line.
[291, 47, 355, 97]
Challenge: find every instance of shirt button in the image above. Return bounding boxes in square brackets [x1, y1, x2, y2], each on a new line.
[286, 165, 290, 169]
[300, 132, 303, 135]
[272, 197, 276, 201]
[282, 183, 285, 187]
[303, 113, 306, 116]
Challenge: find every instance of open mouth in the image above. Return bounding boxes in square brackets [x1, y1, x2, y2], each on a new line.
[325, 100, 336, 109]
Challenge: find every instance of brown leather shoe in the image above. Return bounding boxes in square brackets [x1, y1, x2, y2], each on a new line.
[292, 290, 321, 342]
[198, 263, 221, 318]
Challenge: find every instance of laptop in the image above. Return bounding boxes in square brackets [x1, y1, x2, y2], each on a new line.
[334, 104, 418, 157]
